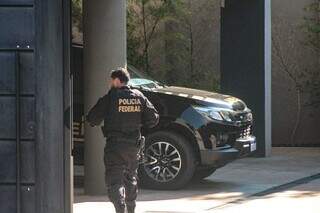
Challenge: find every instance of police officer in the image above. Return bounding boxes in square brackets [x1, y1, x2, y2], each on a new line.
[86, 68, 159, 213]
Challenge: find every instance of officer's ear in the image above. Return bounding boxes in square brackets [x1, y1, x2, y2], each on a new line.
[110, 77, 118, 88]
[114, 78, 123, 88]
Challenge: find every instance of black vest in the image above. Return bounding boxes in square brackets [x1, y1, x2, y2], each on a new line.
[104, 86, 144, 141]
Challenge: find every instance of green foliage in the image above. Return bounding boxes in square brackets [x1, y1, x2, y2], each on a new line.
[127, 0, 185, 75]
[70, 0, 220, 91]
[300, 69, 320, 107]
[303, 1, 320, 52]
[127, 0, 220, 91]
[72, 0, 83, 32]
[302, 1, 320, 107]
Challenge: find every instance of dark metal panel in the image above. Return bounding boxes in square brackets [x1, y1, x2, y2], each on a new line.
[0, 185, 35, 213]
[21, 97, 35, 140]
[21, 142, 35, 183]
[0, 141, 35, 184]
[0, 2, 37, 213]
[0, 185, 16, 213]
[0, 51, 35, 95]
[20, 52, 35, 95]
[0, 0, 72, 212]
[15, 50, 22, 213]
[0, 7, 34, 49]
[0, 97, 16, 138]
[35, 0, 71, 212]
[21, 185, 35, 213]
[0, 141, 16, 183]
[0, 97, 35, 139]
[221, 0, 266, 156]
[0, 52, 15, 94]
[0, 0, 33, 5]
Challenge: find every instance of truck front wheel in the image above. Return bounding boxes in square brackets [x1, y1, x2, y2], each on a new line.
[139, 131, 196, 190]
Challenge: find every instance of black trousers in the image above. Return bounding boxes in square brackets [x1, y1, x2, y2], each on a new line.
[104, 139, 140, 213]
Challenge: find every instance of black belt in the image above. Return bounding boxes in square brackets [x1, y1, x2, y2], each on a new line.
[106, 136, 139, 144]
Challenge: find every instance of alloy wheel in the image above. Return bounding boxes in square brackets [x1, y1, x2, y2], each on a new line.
[143, 141, 182, 182]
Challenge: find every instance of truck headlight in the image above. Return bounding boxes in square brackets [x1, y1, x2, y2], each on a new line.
[219, 111, 233, 122]
[194, 106, 233, 122]
[209, 111, 224, 121]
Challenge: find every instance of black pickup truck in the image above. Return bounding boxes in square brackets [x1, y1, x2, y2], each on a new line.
[72, 46, 256, 190]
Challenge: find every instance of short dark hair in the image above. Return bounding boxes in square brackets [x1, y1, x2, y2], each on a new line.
[110, 68, 130, 84]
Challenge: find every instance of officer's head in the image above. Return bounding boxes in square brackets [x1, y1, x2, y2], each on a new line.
[110, 68, 130, 88]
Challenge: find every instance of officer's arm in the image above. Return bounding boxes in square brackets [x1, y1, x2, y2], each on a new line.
[142, 97, 159, 128]
[86, 94, 109, 126]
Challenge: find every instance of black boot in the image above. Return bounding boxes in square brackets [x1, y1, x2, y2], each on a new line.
[108, 185, 126, 213]
[126, 201, 136, 213]
[113, 201, 126, 213]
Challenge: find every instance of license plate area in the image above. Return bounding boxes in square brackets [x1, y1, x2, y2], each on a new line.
[236, 136, 256, 153]
[250, 140, 256, 152]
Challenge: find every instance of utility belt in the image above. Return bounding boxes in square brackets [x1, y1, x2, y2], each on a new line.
[103, 128, 143, 148]
[106, 135, 146, 164]
[106, 136, 137, 144]
[103, 126, 146, 163]
[101, 126, 139, 139]
[137, 136, 146, 164]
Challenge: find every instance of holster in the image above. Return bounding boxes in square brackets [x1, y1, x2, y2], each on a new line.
[137, 136, 146, 164]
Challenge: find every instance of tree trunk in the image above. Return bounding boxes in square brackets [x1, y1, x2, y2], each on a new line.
[188, 22, 194, 80]
[141, 1, 150, 74]
[291, 89, 302, 144]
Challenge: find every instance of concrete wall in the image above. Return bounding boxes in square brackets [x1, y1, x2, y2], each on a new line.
[272, 0, 320, 146]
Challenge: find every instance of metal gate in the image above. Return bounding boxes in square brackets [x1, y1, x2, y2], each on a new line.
[0, 0, 72, 213]
[0, 1, 36, 212]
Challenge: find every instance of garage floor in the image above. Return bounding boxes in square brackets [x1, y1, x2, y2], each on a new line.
[73, 148, 320, 213]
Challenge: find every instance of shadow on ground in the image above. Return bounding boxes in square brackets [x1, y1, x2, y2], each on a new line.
[74, 148, 320, 213]
[74, 179, 245, 203]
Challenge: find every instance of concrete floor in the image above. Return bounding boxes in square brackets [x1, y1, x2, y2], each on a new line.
[73, 147, 320, 213]
[210, 178, 320, 213]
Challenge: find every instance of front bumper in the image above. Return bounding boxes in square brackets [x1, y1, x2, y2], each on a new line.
[200, 135, 256, 167]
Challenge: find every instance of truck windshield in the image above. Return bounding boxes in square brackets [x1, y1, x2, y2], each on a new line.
[128, 78, 161, 89]
[127, 65, 165, 89]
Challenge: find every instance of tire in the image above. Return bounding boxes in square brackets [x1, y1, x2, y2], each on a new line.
[139, 131, 196, 190]
[192, 167, 216, 181]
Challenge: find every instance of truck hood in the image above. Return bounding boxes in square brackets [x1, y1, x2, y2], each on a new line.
[154, 86, 247, 111]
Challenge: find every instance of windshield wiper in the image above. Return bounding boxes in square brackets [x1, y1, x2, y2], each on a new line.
[130, 85, 153, 91]
[155, 81, 167, 88]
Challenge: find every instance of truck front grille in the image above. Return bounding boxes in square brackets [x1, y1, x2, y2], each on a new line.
[239, 125, 252, 138]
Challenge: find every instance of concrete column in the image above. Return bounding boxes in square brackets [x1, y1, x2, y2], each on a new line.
[220, 0, 272, 157]
[83, 0, 126, 194]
